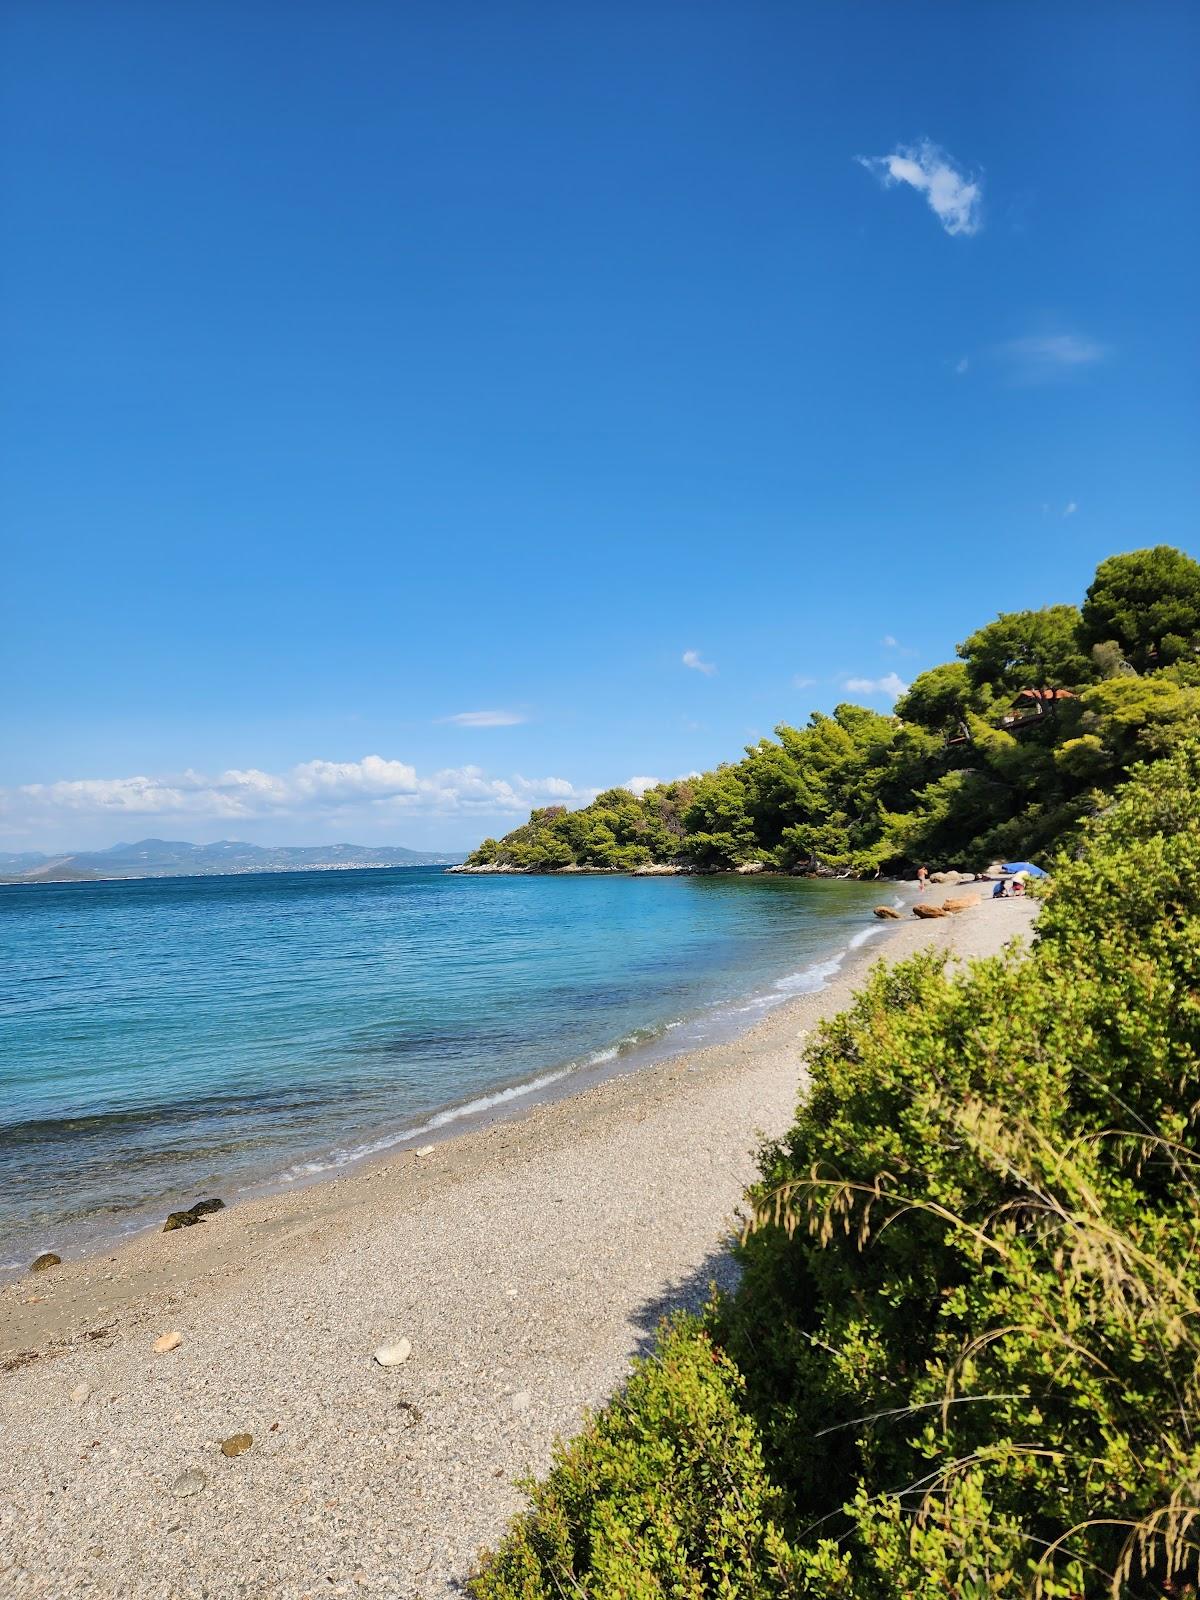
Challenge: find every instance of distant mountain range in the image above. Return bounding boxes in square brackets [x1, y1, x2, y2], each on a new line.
[0, 838, 465, 884]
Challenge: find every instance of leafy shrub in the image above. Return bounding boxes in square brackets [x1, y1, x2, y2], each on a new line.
[471, 739, 1200, 1597]
[469, 1320, 801, 1600]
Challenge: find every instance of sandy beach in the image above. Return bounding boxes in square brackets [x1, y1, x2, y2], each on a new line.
[0, 893, 1038, 1599]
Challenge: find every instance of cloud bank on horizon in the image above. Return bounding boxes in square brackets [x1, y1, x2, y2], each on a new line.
[858, 139, 982, 236]
[2, 756, 597, 842]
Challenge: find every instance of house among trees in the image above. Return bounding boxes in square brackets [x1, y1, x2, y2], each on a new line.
[998, 686, 1079, 730]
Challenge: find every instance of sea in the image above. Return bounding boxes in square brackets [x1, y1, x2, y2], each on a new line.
[0, 866, 897, 1274]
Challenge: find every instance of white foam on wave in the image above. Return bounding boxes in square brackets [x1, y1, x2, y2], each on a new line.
[276, 1029, 660, 1183]
[278, 918, 898, 1187]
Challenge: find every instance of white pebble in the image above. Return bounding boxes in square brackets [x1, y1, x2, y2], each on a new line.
[414, 1146, 435, 1158]
[171, 1468, 207, 1497]
[373, 1338, 412, 1367]
[69, 1382, 91, 1405]
[511, 1389, 531, 1413]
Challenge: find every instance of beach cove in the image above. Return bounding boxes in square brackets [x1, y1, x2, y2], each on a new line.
[0, 894, 1037, 1598]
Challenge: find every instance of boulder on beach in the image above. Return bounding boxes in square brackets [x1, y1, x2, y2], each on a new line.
[941, 896, 975, 913]
[163, 1211, 202, 1232]
[163, 1197, 225, 1232]
[29, 1252, 61, 1273]
[873, 906, 902, 920]
[735, 861, 766, 874]
[913, 903, 949, 919]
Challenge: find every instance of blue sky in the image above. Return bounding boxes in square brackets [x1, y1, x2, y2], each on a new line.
[2, 2, 1196, 851]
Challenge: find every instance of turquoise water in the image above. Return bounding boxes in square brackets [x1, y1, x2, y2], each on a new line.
[0, 868, 893, 1270]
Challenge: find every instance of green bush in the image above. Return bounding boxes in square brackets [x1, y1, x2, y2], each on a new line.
[469, 1320, 801, 1600]
[471, 739, 1200, 1598]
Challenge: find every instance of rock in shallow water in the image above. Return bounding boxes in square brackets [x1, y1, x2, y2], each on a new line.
[373, 1339, 412, 1367]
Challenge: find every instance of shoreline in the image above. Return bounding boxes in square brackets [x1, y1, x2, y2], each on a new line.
[0, 894, 1038, 1598]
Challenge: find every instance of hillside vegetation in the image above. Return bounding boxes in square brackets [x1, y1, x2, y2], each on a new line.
[466, 546, 1200, 874]
[470, 732, 1200, 1598]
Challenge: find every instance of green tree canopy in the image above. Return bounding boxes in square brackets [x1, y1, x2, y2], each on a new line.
[893, 661, 982, 734]
[1080, 544, 1200, 670]
[957, 603, 1093, 694]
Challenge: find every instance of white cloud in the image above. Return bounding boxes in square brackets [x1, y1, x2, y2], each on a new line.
[843, 672, 909, 700]
[998, 334, 1106, 385]
[1064, 501, 1078, 517]
[792, 674, 816, 689]
[440, 710, 526, 727]
[881, 635, 898, 648]
[682, 649, 716, 676]
[623, 776, 661, 797]
[7, 755, 594, 836]
[955, 356, 969, 375]
[858, 140, 982, 236]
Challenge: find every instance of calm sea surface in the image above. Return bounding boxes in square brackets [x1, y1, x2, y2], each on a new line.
[0, 868, 893, 1270]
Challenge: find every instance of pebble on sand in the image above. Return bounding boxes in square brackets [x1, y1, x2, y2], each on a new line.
[153, 1331, 183, 1354]
[171, 1468, 208, 1497]
[511, 1390, 531, 1414]
[69, 1383, 91, 1405]
[29, 1252, 61, 1272]
[373, 1339, 412, 1367]
[414, 1146, 435, 1158]
[220, 1433, 253, 1458]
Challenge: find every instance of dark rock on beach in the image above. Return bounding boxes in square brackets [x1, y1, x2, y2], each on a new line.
[163, 1197, 225, 1232]
[29, 1252, 61, 1272]
[163, 1211, 202, 1232]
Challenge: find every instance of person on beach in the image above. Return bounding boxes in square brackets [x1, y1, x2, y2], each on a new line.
[917, 866, 928, 894]
[992, 878, 1008, 899]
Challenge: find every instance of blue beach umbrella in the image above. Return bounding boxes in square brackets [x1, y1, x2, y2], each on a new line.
[1002, 861, 1047, 878]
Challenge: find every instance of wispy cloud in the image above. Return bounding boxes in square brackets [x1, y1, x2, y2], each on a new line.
[792, 674, 816, 690]
[997, 333, 1107, 385]
[843, 672, 909, 701]
[955, 356, 970, 375]
[682, 649, 716, 676]
[858, 139, 982, 237]
[1064, 501, 1078, 517]
[3, 756, 594, 837]
[440, 709, 527, 727]
[881, 635, 918, 658]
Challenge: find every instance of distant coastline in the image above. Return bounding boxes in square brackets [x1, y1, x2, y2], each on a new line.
[0, 836, 465, 885]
